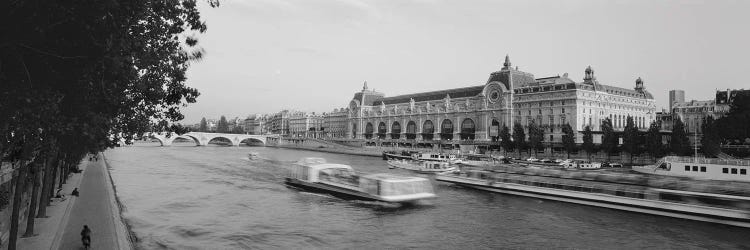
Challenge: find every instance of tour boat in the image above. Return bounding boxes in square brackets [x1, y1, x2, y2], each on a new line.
[632, 156, 750, 182]
[382, 150, 420, 161]
[436, 166, 750, 228]
[285, 158, 436, 203]
[383, 151, 461, 163]
[248, 152, 260, 160]
[558, 159, 601, 169]
[387, 159, 457, 173]
[459, 154, 502, 168]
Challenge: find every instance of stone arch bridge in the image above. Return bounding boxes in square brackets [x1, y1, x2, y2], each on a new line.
[148, 132, 278, 146]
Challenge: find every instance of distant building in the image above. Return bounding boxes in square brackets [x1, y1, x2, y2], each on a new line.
[669, 89, 685, 111]
[322, 108, 349, 138]
[289, 111, 324, 138]
[345, 55, 656, 148]
[244, 114, 268, 135]
[269, 110, 293, 135]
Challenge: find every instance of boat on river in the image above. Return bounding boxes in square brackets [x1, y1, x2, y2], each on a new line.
[436, 167, 750, 228]
[633, 156, 750, 182]
[387, 159, 457, 173]
[248, 152, 260, 160]
[382, 151, 460, 163]
[460, 154, 504, 168]
[285, 158, 436, 203]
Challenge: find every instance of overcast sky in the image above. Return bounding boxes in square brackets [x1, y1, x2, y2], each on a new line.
[181, 0, 750, 124]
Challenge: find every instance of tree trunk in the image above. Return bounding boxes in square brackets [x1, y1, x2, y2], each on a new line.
[48, 158, 60, 199]
[23, 162, 42, 237]
[37, 152, 58, 218]
[8, 162, 29, 250]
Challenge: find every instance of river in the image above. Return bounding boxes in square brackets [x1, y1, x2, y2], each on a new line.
[104, 142, 750, 249]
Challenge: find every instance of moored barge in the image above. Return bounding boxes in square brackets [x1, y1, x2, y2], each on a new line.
[436, 167, 750, 227]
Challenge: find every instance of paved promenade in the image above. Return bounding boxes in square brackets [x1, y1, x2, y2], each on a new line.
[13, 154, 131, 250]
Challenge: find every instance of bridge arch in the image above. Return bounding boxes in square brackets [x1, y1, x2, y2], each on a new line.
[172, 134, 201, 146]
[206, 135, 237, 146]
[239, 137, 265, 145]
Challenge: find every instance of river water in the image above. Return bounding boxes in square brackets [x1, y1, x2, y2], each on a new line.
[104, 142, 750, 249]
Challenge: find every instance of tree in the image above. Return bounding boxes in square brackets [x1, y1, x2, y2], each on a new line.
[716, 91, 750, 143]
[561, 123, 576, 159]
[217, 116, 229, 133]
[0, 1, 215, 248]
[582, 125, 596, 160]
[199, 118, 208, 132]
[701, 116, 721, 157]
[500, 125, 514, 155]
[671, 117, 690, 156]
[512, 123, 527, 157]
[601, 118, 617, 161]
[527, 121, 544, 157]
[645, 121, 663, 160]
[231, 125, 244, 134]
[622, 116, 640, 164]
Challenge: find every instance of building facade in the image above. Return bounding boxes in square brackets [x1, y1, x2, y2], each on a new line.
[244, 114, 268, 135]
[669, 89, 685, 111]
[289, 112, 324, 138]
[269, 110, 293, 135]
[322, 108, 349, 138]
[345, 56, 656, 146]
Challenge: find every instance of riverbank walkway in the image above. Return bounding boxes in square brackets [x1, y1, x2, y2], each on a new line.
[13, 154, 130, 250]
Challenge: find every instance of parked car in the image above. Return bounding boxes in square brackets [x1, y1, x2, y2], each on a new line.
[526, 157, 539, 162]
[540, 158, 553, 163]
[554, 159, 564, 163]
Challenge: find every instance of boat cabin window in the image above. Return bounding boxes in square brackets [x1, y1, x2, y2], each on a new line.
[684, 166, 690, 171]
[692, 166, 698, 171]
[722, 168, 728, 173]
[700, 166, 706, 172]
[741, 169, 747, 175]
[658, 162, 670, 170]
[731, 168, 738, 174]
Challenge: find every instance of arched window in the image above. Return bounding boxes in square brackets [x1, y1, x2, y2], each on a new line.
[440, 119, 453, 140]
[377, 122, 386, 139]
[364, 123, 374, 139]
[422, 120, 434, 140]
[490, 119, 501, 141]
[391, 122, 401, 139]
[460, 118, 476, 140]
[406, 121, 417, 140]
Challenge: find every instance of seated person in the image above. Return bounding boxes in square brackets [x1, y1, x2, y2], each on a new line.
[71, 188, 79, 197]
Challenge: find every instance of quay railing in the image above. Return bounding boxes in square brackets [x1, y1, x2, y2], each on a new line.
[664, 156, 750, 167]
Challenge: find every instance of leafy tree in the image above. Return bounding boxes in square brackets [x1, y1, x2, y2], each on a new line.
[217, 116, 229, 133]
[701, 116, 721, 157]
[0, 1, 215, 248]
[512, 122, 527, 157]
[601, 118, 617, 161]
[622, 116, 640, 164]
[199, 117, 208, 132]
[561, 123, 576, 159]
[231, 125, 245, 134]
[582, 125, 596, 160]
[645, 121, 663, 160]
[500, 125, 514, 155]
[671, 117, 690, 156]
[716, 91, 750, 143]
[527, 121, 544, 157]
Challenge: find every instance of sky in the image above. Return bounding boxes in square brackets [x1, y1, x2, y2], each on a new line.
[181, 0, 750, 124]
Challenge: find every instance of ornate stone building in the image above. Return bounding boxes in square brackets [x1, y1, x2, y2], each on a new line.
[345, 56, 656, 147]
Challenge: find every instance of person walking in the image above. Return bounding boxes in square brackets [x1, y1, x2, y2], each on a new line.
[81, 225, 92, 249]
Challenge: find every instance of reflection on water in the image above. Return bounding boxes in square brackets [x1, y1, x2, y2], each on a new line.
[105, 142, 750, 249]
